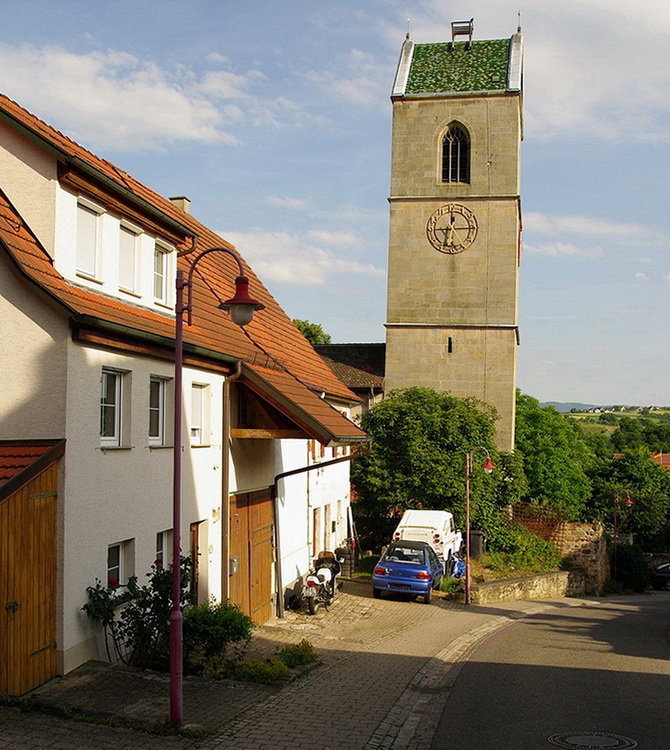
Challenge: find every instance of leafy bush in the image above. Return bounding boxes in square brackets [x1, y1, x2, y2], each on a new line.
[183, 600, 253, 665]
[83, 556, 193, 670]
[485, 524, 561, 575]
[276, 639, 318, 668]
[611, 543, 650, 593]
[227, 657, 290, 684]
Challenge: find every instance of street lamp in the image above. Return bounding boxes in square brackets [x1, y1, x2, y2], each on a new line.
[170, 246, 264, 725]
[464, 447, 495, 605]
[612, 489, 633, 581]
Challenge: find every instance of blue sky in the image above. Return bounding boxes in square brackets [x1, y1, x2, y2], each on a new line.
[1, 1, 669, 406]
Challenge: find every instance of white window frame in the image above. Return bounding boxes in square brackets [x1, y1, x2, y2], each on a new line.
[190, 383, 210, 446]
[107, 539, 135, 588]
[119, 221, 141, 294]
[100, 368, 123, 447]
[76, 198, 104, 280]
[153, 241, 173, 305]
[149, 376, 167, 445]
[155, 529, 173, 567]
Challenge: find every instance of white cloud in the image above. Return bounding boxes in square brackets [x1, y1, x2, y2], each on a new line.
[0, 43, 318, 151]
[305, 48, 388, 107]
[306, 229, 363, 247]
[635, 272, 650, 281]
[223, 229, 384, 285]
[382, 0, 670, 142]
[525, 212, 644, 239]
[524, 241, 604, 258]
[266, 196, 311, 210]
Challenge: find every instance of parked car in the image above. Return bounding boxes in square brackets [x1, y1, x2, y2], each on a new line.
[391, 509, 462, 573]
[372, 541, 443, 604]
[650, 562, 670, 590]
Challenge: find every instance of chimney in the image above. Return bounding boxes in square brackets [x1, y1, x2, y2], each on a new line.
[169, 196, 191, 214]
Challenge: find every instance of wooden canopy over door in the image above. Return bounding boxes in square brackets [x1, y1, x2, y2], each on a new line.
[228, 489, 274, 624]
[0, 461, 58, 695]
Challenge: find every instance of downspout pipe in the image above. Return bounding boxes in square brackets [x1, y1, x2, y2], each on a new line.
[271, 448, 369, 618]
[221, 360, 243, 602]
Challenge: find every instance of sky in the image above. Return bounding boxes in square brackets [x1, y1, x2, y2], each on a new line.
[0, 0, 669, 406]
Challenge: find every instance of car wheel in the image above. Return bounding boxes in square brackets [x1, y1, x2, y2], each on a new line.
[308, 597, 319, 615]
[373, 588, 382, 599]
[665, 578, 670, 592]
[424, 587, 432, 605]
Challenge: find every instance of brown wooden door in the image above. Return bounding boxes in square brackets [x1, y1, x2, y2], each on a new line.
[229, 489, 274, 624]
[0, 464, 57, 695]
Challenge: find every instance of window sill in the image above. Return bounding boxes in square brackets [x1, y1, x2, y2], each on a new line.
[190, 443, 211, 449]
[119, 288, 142, 299]
[99, 445, 133, 451]
[76, 272, 104, 285]
[148, 444, 174, 450]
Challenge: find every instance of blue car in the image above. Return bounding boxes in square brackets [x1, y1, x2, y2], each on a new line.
[372, 540, 443, 604]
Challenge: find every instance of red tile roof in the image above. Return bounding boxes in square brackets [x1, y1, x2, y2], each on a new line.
[0, 93, 366, 444]
[0, 440, 65, 499]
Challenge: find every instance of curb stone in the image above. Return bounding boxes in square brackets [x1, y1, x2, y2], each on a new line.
[363, 605, 549, 750]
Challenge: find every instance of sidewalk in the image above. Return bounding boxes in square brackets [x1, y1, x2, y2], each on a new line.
[4, 580, 580, 749]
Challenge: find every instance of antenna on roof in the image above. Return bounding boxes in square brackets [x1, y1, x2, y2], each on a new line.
[517, 9, 522, 32]
[451, 18, 474, 46]
[406, 18, 411, 39]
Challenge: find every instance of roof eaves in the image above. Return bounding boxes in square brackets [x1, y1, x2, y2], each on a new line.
[65, 157, 195, 238]
[73, 315, 242, 367]
[0, 439, 66, 502]
[242, 364, 369, 446]
[0, 106, 194, 239]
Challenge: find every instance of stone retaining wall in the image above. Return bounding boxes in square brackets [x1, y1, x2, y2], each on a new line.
[471, 569, 586, 605]
[552, 522, 609, 594]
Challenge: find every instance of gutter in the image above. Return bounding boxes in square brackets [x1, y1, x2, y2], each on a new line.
[221, 361, 243, 601]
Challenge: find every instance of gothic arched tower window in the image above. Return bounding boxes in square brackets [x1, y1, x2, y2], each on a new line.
[441, 125, 470, 183]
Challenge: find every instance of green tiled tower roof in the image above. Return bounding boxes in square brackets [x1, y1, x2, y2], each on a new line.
[406, 39, 511, 94]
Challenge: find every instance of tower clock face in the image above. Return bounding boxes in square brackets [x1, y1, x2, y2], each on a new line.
[426, 203, 478, 254]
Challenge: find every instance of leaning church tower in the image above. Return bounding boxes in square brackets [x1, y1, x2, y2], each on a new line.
[384, 20, 523, 451]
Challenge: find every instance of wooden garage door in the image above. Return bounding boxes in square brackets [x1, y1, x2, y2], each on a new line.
[229, 489, 274, 624]
[0, 464, 57, 695]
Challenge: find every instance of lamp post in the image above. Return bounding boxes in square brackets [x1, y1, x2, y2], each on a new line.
[612, 489, 633, 581]
[464, 447, 495, 605]
[170, 247, 264, 726]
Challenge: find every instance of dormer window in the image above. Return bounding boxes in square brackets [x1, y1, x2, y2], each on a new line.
[442, 125, 470, 183]
[119, 222, 141, 294]
[76, 199, 104, 279]
[153, 241, 172, 304]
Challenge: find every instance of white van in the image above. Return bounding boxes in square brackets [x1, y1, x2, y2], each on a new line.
[392, 510, 462, 571]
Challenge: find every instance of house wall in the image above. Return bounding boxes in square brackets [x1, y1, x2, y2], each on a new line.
[60, 342, 228, 672]
[0, 257, 68, 438]
[0, 120, 57, 254]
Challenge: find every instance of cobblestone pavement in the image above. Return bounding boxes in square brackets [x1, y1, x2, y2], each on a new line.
[0, 580, 576, 749]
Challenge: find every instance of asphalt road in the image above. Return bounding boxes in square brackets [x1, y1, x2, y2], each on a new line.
[431, 592, 670, 750]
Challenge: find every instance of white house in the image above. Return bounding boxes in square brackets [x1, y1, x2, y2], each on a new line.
[0, 92, 367, 695]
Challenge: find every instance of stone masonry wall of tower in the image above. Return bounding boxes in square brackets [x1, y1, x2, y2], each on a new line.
[384, 32, 522, 452]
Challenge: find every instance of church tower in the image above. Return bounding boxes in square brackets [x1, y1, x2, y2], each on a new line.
[384, 20, 523, 451]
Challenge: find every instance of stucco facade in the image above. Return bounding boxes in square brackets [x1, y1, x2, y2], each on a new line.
[0, 92, 365, 686]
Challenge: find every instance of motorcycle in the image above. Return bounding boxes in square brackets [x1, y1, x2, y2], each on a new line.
[300, 551, 343, 615]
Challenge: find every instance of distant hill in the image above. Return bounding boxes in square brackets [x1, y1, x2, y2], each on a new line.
[540, 402, 599, 413]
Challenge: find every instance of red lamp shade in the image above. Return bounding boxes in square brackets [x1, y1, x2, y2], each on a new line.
[625, 494, 633, 507]
[218, 276, 265, 326]
[482, 455, 496, 474]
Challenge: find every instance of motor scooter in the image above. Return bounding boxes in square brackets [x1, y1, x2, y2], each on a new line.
[300, 551, 343, 615]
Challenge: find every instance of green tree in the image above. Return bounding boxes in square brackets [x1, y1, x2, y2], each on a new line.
[292, 319, 332, 345]
[351, 388, 504, 541]
[515, 392, 594, 519]
[588, 449, 670, 549]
